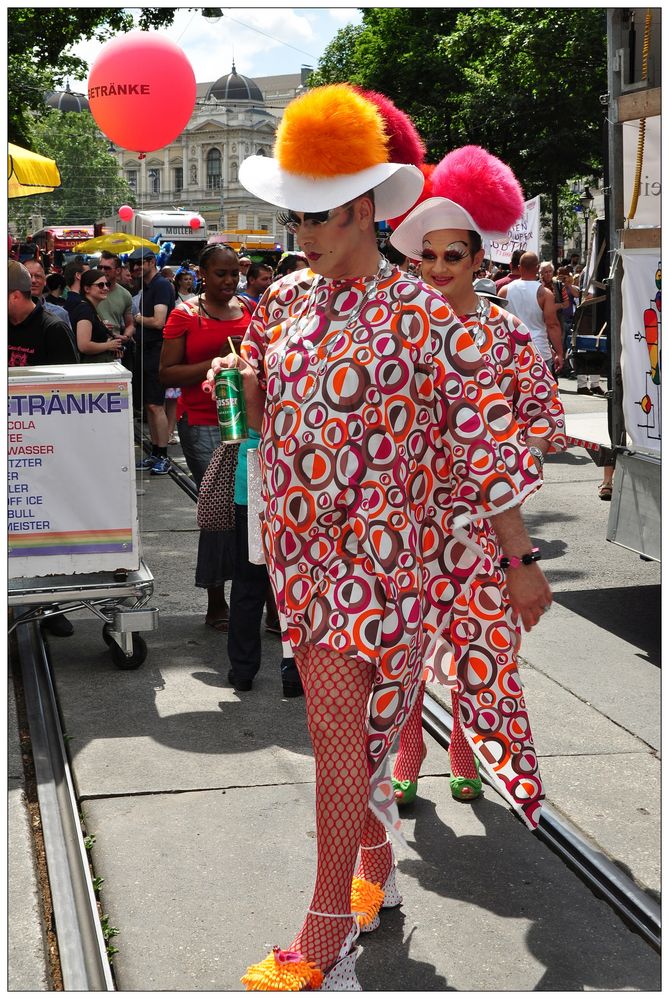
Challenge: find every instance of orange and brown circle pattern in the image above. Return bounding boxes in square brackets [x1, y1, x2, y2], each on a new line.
[244, 269, 541, 780]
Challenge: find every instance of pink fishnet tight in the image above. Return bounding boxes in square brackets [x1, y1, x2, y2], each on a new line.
[290, 644, 374, 973]
[393, 682, 478, 782]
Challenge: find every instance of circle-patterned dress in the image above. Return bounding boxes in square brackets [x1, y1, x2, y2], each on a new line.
[429, 297, 567, 828]
[243, 265, 542, 836]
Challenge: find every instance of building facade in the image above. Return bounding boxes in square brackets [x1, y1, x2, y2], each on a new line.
[111, 66, 309, 243]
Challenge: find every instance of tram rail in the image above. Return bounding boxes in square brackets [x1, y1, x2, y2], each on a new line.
[13, 614, 115, 991]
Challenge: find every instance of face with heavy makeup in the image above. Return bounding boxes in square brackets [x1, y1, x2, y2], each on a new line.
[287, 195, 378, 280]
[420, 229, 485, 306]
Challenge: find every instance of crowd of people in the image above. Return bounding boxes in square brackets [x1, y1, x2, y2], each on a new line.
[8, 80, 610, 991]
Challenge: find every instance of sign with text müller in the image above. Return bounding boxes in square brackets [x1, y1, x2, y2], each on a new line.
[8, 363, 140, 579]
[485, 197, 541, 265]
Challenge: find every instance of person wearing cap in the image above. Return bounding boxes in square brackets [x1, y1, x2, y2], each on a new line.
[239, 261, 274, 307]
[206, 85, 551, 991]
[8, 260, 78, 367]
[236, 255, 252, 292]
[130, 248, 176, 476]
[8, 259, 79, 638]
[389, 146, 566, 822]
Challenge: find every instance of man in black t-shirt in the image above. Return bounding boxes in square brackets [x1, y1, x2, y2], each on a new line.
[8, 260, 78, 367]
[8, 261, 78, 638]
[129, 248, 176, 475]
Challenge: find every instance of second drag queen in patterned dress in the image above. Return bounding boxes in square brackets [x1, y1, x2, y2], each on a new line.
[390, 146, 566, 827]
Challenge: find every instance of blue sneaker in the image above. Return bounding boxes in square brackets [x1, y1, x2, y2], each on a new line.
[136, 454, 158, 470]
[150, 455, 171, 476]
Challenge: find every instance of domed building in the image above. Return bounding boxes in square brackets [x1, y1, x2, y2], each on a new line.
[44, 82, 90, 112]
[207, 62, 265, 104]
[111, 65, 311, 250]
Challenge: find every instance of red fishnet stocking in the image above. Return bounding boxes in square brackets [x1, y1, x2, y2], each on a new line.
[392, 681, 426, 782]
[450, 688, 477, 779]
[354, 811, 393, 887]
[289, 644, 374, 973]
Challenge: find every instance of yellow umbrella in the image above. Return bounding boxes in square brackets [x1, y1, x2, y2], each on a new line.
[8, 142, 62, 197]
[73, 232, 161, 254]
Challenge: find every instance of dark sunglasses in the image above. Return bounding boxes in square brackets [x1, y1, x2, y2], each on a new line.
[276, 204, 350, 235]
[92, 281, 110, 288]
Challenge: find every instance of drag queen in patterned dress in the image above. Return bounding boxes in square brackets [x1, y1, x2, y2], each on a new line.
[390, 147, 566, 826]
[207, 86, 553, 991]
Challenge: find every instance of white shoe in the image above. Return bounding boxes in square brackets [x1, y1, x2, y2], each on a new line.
[318, 919, 362, 991]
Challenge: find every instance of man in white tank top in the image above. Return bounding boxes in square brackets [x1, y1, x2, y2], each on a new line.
[500, 251, 563, 374]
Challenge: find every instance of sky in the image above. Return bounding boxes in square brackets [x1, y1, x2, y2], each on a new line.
[70, 7, 364, 85]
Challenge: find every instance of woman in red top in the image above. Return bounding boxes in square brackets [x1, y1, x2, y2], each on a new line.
[160, 243, 253, 630]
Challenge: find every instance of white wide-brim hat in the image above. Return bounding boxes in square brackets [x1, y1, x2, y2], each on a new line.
[390, 196, 508, 261]
[239, 156, 424, 222]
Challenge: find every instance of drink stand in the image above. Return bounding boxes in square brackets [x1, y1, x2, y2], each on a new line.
[8, 362, 158, 668]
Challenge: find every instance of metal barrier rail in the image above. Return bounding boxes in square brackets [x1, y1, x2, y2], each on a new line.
[422, 691, 661, 953]
[134, 427, 198, 502]
[15, 617, 115, 991]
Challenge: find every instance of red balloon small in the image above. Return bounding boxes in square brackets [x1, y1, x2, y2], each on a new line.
[189, 217, 202, 230]
[118, 205, 134, 222]
[88, 31, 196, 156]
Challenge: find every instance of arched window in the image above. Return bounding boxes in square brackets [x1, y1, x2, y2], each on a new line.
[207, 148, 222, 189]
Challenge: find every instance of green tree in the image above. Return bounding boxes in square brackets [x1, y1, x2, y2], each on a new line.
[8, 110, 137, 233]
[8, 8, 183, 146]
[312, 8, 607, 261]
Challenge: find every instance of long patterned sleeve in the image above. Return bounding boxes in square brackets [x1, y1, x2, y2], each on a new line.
[424, 296, 542, 530]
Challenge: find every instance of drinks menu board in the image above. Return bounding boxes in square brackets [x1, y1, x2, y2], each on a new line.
[8, 363, 140, 578]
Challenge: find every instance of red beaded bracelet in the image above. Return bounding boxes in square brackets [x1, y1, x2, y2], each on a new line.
[499, 547, 541, 570]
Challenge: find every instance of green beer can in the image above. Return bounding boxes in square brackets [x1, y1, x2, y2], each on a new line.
[214, 367, 248, 443]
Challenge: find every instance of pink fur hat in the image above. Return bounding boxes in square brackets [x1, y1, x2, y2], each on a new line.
[390, 145, 524, 260]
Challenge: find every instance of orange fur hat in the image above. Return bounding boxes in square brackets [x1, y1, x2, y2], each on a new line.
[275, 84, 389, 178]
[239, 83, 424, 221]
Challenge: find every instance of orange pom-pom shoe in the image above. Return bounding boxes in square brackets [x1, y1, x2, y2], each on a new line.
[241, 947, 324, 992]
[351, 876, 385, 929]
[241, 913, 362, 991]
[239, 83, 424, 222]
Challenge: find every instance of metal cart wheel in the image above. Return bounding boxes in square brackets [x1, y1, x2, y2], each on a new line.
[109, 633, 148, 670]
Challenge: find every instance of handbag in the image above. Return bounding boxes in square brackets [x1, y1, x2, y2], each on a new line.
[196, 442, 239, 532]
[247, 448, 266, 564]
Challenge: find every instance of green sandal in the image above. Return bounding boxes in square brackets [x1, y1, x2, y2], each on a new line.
[392, 777, 418, 806]
[450, 757, 482, 802]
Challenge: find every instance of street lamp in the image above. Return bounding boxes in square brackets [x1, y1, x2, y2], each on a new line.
[580, 185, 594, 262]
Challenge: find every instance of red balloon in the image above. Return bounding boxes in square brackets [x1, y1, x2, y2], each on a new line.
[189, 217, 202, 230]
[88, 31, 196, 156]
[118, 205, 134, 222]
